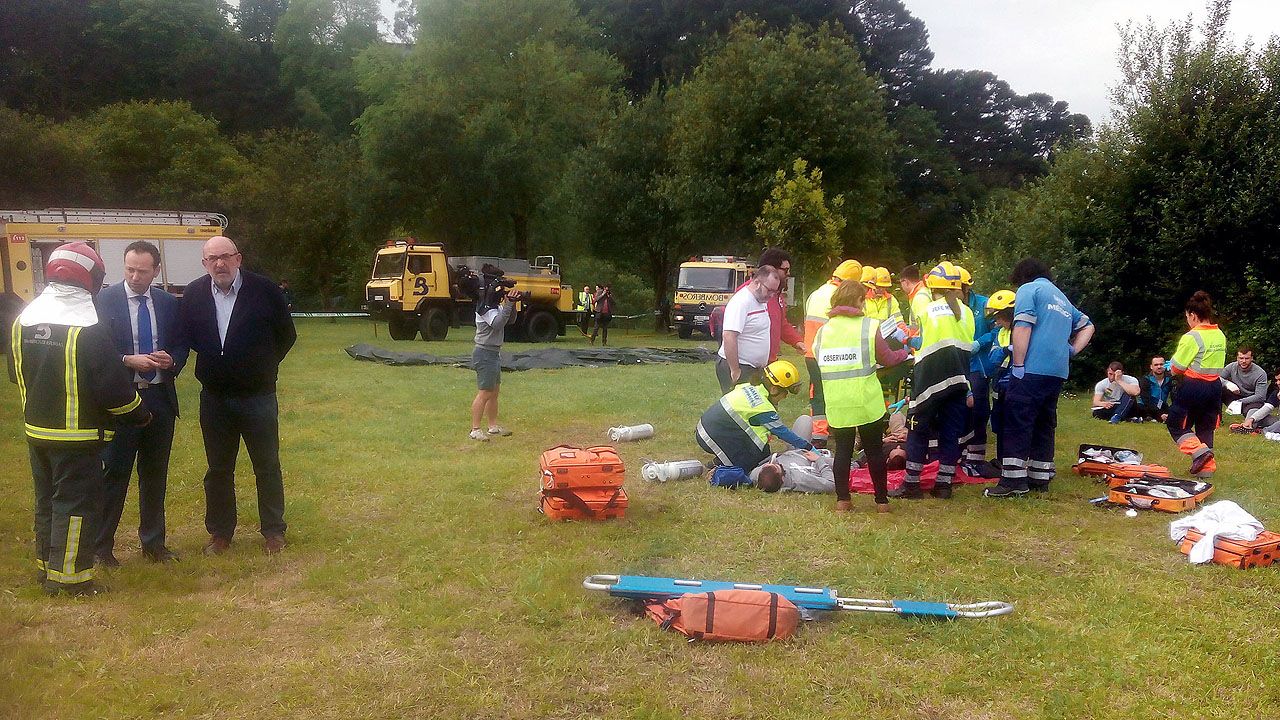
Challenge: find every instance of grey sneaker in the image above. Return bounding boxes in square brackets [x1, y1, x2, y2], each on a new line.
[487, 426, 512, 437]
[469, 429, 490, 442]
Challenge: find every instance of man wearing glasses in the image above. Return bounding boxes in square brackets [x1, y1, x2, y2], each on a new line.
[716, 265, 782, 392]
[177, 236, 296, 555]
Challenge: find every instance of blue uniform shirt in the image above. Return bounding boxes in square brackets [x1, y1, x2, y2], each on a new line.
[1013, 278, 1091, 379]
[967, 291, 990, 373]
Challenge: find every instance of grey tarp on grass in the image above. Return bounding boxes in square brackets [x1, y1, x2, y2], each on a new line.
[344, 343, 718, 370]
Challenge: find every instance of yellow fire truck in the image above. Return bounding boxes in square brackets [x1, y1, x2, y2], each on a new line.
[2, 208, 226, 354]
[364, 239, 577, 342]
[671, 256, 755, 339]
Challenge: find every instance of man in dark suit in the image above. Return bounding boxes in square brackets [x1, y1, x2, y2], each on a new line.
[95, 241, 188, 566]
[178, 235, 296, 555]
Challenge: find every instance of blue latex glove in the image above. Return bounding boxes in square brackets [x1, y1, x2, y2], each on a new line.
[1011, 364, 1026, 380]
[1164, 359, 1172, 371]
[891, 327, 907, 344]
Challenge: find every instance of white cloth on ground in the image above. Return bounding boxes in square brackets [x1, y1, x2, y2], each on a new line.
[1169, 501, 1265, 564]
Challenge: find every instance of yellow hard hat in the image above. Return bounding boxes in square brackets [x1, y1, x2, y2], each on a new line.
[925, 261, 963, 290]
[874, 267, 893, 288]
[987, 289, 1016, 312]
[958, 266, 973, 286]
[832, 259, 863, 282]
[763, 360, 802, 393]
[860, 265, 877, 285]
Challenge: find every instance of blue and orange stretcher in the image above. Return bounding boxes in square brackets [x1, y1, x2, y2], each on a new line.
[583, 574, 1014, 620]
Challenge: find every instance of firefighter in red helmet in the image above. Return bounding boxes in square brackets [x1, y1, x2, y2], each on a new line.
[7, 242, 151, 595]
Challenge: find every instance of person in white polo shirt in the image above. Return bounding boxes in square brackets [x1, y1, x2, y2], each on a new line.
[716, 265, 781, 392]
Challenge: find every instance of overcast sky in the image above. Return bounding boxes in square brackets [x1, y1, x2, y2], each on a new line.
[377, 1, 1279, 125]
[897, 0, 1279, 125]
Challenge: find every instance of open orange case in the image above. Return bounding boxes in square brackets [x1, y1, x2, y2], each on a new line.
[1108, 475, 1212, 513]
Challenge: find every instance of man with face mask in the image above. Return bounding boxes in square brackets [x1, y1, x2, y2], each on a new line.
[8, 242, 152, 595]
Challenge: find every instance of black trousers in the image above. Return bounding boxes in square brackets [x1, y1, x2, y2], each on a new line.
[30, 442, 103, 589]
[715, 357, 762, 393]
[830, 418, 888, 504]
[590, 313, 612, 345]
[200, 391, 287, 539]
[998, 373, 1063, 491]
[1169, 377, 1220, 450]
[98, 385, 175, 554]
[805, 357, 827, 440]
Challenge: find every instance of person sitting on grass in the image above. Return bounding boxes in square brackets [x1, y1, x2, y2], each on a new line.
[1138, 355, 1173, 422]
[1234, 367, 1280, 435]
[695, 360, 813, 475]
[1220, 345, 1268, 417]
[1092, 361, 1141, 423]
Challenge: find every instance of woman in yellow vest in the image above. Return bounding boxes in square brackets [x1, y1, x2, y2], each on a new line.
[1168, 291, 1227, 478]
[814, 280, 910, 512]
[862, 266, 902, 324]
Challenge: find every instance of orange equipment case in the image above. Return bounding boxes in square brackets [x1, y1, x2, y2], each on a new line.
[1073, 444, 1170, 481]
[539, 445, 625, 491]
[1107, 475, 1212, 513]
[540, 487, 628, 521]
[1178, 529, 1280, 569]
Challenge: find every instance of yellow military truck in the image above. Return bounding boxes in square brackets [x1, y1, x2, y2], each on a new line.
[2, 207, 226, 355]
[671, 255, 755, 339]
[364, 239, 576, 343]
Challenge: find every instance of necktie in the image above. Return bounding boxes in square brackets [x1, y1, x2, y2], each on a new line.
[137, 294, 156, 382]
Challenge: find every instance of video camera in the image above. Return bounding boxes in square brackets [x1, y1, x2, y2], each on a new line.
[479, 264, 526, 312]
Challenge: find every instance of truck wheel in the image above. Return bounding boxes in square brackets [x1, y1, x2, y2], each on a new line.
[677, 324, 692, 340]
[387, 314, 417, 340]
[525, 309, 558, 343]
[420, 307, 449, 341]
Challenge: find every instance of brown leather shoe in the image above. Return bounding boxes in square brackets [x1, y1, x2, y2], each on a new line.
[834, 500, 853, 513]
[203, 535, 232, 556]
[263, 533, 285, 555]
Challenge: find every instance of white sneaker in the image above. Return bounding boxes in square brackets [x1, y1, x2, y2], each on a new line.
[487, 426, 512, 437]
[469, 429, 490, 442]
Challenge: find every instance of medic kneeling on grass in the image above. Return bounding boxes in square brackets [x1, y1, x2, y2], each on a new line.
[695, 360, 815, 485]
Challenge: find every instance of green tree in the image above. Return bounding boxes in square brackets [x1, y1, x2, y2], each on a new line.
[78, 100, 243, 208]
[963, 0, 1280, 379]
[238, 0, 290, 42]
[276, 0, 382, 135]
[224, 131, 366, 307]
[0, 108, 96, 207]
[560, 92, 686, 328]
[357, 0, 622, 258]
[753, 159, 847, 288]
[664, 21, 892, 261]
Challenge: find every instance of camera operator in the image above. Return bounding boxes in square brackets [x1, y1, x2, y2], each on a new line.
[590, 283, 615, 346]
[470, 267, 521, 441]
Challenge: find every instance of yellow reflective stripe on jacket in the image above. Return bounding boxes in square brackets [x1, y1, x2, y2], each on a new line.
[11, 319, 26, 408]
[64, 326, 81, 431]
[46, 515, 94, 585]
[24, 424, 112, 442]
[721, 385, 773, 449]
[108, 393, 142, 415]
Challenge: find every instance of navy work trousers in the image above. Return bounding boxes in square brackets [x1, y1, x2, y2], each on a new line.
[997, 373, 1064, 492]
[905, 392, 967, 485]
[200, 391, 287, 539]
[98, 385, 175, 554]
[1167, 377, 1220, 448]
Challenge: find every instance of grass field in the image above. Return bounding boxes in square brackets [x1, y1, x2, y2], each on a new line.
[2, 319, 1279, 719]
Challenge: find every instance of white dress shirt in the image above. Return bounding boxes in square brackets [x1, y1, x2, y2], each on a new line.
[126, 284, 161, 384]
[212, 270, 242, 347]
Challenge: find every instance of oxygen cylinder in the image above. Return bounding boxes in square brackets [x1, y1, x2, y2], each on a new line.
[641, 460, 706, 483]
[608, 424, 655, 442]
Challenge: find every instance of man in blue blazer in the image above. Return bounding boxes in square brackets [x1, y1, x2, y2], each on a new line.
[95, 241, 189, 565]
[178, 235, 296, 555]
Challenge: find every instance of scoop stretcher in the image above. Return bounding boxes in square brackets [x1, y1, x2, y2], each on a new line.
[583, 574, 1014, 619]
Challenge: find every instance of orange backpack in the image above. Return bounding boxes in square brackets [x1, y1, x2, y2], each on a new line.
[644, 589, 799, 642]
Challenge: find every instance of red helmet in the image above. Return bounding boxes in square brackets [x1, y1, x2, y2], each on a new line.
[45, 242, 106, 293]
